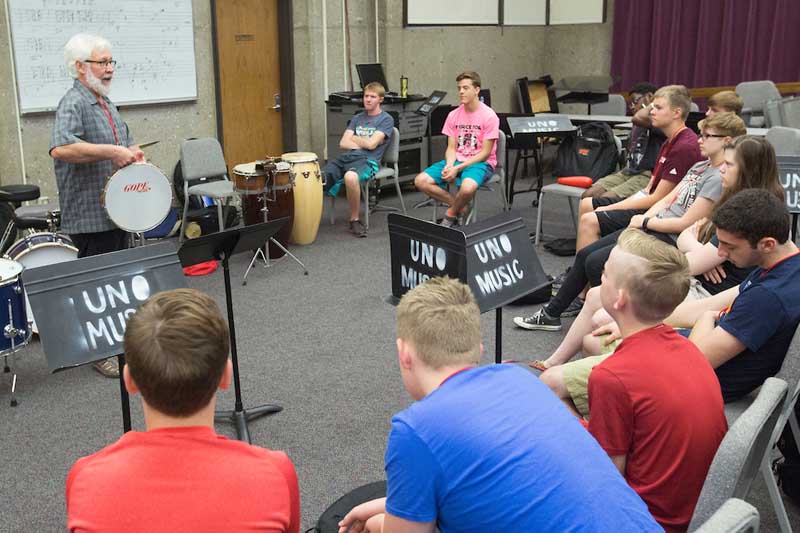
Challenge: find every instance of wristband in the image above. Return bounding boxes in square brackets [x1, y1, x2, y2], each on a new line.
[641, 217, 650, 231]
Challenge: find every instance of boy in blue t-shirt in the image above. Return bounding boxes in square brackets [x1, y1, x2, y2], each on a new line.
[323, 81, 394, 237]
[337, 277, 661, 533]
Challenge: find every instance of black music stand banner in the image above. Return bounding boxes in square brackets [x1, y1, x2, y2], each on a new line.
[23, 241, 186, 372]
[506, 115, 576, 136]
[778, 156, 800, 214]
[388, 211, 550, 313]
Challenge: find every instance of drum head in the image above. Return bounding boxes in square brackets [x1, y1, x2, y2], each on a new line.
[104, 163, 173, 232]
[233, 162, 266, 176]
[281, 152, 318, 163]
[0, 258, 23, 282]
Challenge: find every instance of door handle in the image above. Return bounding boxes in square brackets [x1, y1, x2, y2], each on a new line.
[272, 93, 281, 111]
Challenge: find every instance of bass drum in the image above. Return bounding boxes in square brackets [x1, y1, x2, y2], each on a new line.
[5, 233, 78, 334]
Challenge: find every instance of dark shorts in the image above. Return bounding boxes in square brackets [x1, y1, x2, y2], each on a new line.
[595, 208, 647, 236]
[591, 196, 621, 209]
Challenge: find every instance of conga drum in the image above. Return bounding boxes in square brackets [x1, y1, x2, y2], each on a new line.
[265, 161, 294, 259]
[281, 152, 322, 245]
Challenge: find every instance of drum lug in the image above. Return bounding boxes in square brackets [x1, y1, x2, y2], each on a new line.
[302, 171, 310, 180]
[315, 170, 321, 181]
[13, 285, 21, 294]
[4, 323, 23, 340]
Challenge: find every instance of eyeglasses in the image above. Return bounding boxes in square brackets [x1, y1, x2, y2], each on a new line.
[84, 60, 117, 68]
[700, 133, 726, 140]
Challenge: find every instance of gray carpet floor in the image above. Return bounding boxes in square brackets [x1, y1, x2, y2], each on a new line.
[0, 168, 798, 531]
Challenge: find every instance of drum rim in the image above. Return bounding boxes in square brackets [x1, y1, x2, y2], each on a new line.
[0, 257, 24, 283]
[281, 152, 318, 163]
[103, 162, 174, 233]
[7, 239, 79, 260]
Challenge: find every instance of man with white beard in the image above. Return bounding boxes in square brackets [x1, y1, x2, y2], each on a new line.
[50, 33, 144, 378]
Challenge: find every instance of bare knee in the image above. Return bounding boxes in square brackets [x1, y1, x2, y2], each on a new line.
[414, 173, 432, 191]
[540, 367, 568, 399]
[459, 180, 478, 197]
[579, 212, 599, 231]
[343, 171, 359, 186]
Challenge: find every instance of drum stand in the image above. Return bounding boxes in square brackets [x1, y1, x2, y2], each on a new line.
[241, 191, 308, 285]
[2, 354, 18, 407]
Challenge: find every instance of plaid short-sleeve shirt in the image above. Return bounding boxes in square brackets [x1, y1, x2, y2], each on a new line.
[50, 80, 135, 234]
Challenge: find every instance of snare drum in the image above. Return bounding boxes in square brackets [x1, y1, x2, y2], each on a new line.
[0, 258, 31, 354]
[233, 162, 269, 194]
[265, 161, 294, 258]
[103, 163, 173, 233]
[281, 152, 322, 245]
[6, 233, 78, 334]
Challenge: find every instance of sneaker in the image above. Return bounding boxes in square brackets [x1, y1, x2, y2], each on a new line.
[93, 357, 120, 378]
[440, 215, 459, 228]
[561, 297, 585, 318]
[348, 219, 367, 238]
[513, 308, 562, 331]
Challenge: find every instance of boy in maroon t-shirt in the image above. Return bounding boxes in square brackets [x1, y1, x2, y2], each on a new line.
[576, 85, 703, 252]
[587, 229, 727, 532]
[66, 289, 300, 533]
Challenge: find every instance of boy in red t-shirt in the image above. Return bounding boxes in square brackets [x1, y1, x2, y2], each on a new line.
[66, 289, 300, 533]
[587, 229, 727, 532]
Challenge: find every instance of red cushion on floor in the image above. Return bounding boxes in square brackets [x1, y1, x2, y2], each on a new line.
[556, 176, 593, 188]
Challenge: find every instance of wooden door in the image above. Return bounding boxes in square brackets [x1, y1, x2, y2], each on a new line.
[215, 0, 283, 170]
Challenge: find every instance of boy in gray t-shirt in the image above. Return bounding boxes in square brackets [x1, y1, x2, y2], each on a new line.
[323, 82, 394, 237]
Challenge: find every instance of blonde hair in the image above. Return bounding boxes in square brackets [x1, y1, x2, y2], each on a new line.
[654, 84, 692, 120]
[614, 229, 690, 323]
[397, 277, 481, 369]
[363, 81, 385, 98]
[708, 90, 744, 115]
[698, 111, 746, 138]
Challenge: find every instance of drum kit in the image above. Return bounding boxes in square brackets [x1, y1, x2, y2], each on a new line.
[0, 150, 323, 404]
[233, 152, 324, 284]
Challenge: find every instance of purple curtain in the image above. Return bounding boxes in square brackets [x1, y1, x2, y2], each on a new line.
[611, 0, 800, 92]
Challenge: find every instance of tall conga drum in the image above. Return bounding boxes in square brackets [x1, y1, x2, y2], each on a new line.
[266, 161, 294, 258]
[282, 152, 322, 245]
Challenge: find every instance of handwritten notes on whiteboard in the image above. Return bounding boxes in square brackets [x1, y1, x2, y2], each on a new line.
[8, 0, 198, 113]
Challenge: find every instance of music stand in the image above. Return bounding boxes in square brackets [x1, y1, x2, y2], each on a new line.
[178, 220, 288, 443]
[23, 241, 187, 433]
[387, 212, 550, 363]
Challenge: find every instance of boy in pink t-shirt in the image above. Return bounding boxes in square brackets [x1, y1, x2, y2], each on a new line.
[414, 71, 500, 228]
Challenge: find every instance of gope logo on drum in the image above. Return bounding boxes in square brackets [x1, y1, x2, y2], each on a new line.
[122, 181, 152, 193]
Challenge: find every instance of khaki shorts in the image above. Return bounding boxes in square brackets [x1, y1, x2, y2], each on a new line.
[563, 353, 613, 418]
[596, 170, 651, 199]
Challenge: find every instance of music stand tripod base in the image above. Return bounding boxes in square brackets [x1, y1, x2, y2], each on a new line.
[178, 221, 289, 443]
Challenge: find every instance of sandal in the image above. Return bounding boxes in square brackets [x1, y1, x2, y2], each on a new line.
[528, 360, 549, 371]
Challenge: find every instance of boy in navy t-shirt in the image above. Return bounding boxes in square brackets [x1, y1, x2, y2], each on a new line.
[337, 278, 661, 533]
[670, 189, 800, 401]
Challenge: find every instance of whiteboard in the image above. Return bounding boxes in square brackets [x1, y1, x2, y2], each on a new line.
[405, 0, 499, 25]
[503, 0, 547, 26]
[7, 0, 198, 113]
[549, 0, 606, 25]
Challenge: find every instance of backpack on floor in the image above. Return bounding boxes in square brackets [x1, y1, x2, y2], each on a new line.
[308, 481, 387, 533]
[554, 121, 619, 181]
